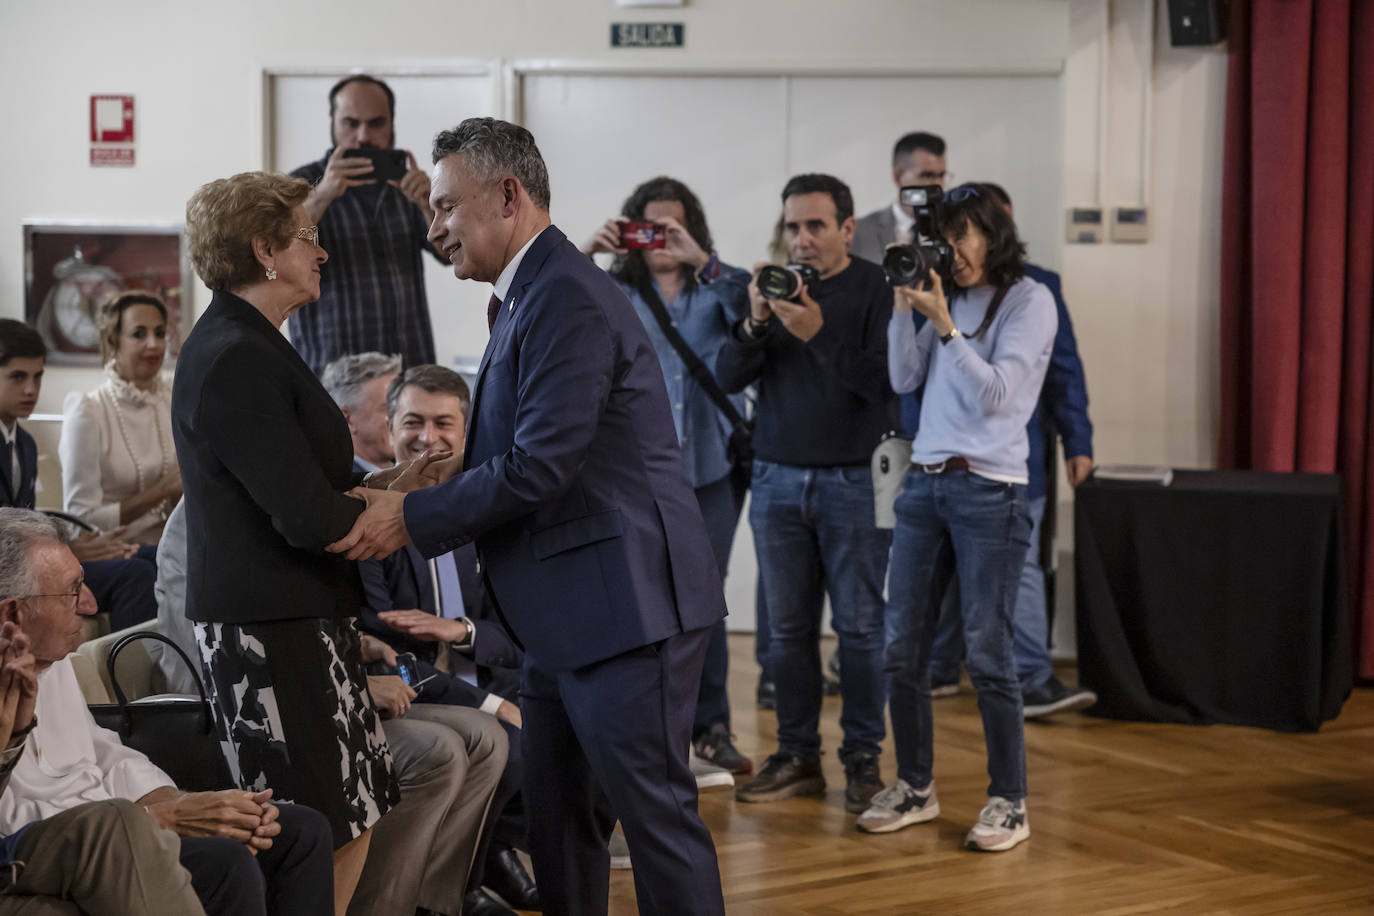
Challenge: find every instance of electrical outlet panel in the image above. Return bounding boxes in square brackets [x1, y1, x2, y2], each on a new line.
[1066, 207, 1103, 244]
[1111, 207, 1149, 243]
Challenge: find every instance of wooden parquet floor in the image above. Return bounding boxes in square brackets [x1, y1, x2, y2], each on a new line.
[601, 635, 1374, 915]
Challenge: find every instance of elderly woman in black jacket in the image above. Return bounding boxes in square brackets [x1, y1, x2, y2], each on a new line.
[174, 171, 405, 912]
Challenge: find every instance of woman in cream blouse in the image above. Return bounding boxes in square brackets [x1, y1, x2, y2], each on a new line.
[59, 292, 181, 546]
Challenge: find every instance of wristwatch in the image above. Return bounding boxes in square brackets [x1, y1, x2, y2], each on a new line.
[939, 327, 961, 345]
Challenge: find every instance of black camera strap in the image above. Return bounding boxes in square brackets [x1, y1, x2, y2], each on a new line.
[633, 276, 752, 443]
[965, 285, 1012, 340]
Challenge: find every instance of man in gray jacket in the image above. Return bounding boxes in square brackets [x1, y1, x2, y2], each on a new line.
[851, 131, 949, 265]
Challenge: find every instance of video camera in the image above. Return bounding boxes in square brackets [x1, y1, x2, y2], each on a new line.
[881, 184, 954, 292]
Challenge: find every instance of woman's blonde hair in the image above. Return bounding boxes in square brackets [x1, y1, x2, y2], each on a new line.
[97, 290, 167, 363]
[186, 171, 310, 291]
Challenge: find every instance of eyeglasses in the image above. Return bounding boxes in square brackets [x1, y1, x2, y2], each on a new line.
[19, 587, 83, 610]
[945, 185, 980, 203]
[292, 225, 320, 246]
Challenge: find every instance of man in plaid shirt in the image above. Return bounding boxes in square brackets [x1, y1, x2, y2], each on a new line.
[289, 74, 445, 375]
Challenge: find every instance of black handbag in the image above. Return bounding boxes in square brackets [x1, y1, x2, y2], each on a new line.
[87, 631, 235, 792]
[634, 275, 755, 506]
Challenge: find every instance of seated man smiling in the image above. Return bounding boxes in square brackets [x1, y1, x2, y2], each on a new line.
[354, 365, 537, 916]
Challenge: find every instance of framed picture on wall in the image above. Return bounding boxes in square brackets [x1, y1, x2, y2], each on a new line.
[22, 221, 190, 366]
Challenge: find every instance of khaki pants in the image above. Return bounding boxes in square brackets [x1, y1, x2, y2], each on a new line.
[349, 706, 508, 916]
[0, 799, 204, 916]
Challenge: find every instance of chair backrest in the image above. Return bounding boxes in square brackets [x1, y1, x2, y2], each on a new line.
[23, 413, 64, 511]
[68, 651, 111, 704]
[72, 619, 166, 703]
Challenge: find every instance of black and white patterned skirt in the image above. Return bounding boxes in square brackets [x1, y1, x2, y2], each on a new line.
[194, 616, 398, 848]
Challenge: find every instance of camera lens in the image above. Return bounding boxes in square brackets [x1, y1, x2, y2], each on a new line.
[757, 265, 800, 301]
[882, 245, 920, 287]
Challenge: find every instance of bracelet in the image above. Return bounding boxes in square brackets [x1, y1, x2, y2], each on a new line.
[9, 717, 36, 742]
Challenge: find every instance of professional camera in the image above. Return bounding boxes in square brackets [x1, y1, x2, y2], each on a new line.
[882, 184, 954, 292]
[757, 263, 819, 301]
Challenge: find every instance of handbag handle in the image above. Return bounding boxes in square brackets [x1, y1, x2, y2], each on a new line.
[104, 631, 215, 735]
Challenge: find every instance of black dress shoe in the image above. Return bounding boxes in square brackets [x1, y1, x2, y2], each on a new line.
[463, 888, 516, 916]
[484, 844, 541, 911]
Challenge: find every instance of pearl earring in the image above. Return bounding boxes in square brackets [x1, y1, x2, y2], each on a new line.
[266, 267, 277, 280]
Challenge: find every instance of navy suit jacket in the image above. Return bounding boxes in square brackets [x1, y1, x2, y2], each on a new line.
[0, 425, 38, 509]
[403, 225, 727, 670]
[357, 541, 523, 700]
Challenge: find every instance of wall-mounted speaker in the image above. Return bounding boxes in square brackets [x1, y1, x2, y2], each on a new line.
[1167, 0, 1227, 47]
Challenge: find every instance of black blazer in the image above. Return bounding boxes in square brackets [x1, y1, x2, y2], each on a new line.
[171, 290, 364, 624]
[0, 425, 37, 509]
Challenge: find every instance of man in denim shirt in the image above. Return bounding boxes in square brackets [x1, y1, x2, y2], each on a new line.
[581, 177, 753, 776]
[719, 174, 898, 814]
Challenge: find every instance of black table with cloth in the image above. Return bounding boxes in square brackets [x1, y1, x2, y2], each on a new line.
[1074, 469, 1351, 732]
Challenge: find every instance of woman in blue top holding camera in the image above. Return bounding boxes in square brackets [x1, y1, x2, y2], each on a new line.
[857, 184, 1055, 852]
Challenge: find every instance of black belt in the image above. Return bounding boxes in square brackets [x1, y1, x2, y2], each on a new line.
[913, 457, 971, 475]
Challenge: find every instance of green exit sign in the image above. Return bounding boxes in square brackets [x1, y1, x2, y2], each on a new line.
[611, 22, 684, 47]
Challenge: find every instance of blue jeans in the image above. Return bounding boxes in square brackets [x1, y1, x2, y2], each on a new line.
[886, 471, 1031, 801]
[749, 460, 891, 761]
[693, 473, 742, 737]
[929, 496, 1053, 691]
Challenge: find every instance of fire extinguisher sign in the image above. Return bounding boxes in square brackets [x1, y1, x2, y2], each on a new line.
[90, 95, 135, 167]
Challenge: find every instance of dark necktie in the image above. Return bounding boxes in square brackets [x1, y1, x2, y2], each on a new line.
[488, 293, 502, 332]
[0, 437, 12, 494]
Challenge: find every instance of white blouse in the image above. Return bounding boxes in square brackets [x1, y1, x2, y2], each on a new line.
[0, 658, 173, 834]
[59, 364, 176, 543]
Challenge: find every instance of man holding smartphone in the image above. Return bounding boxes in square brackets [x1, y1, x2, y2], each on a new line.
[289, 74, 446, 376]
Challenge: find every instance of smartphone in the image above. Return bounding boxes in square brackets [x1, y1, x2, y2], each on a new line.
[344, 148, 408, 183]
[393, 651, 420, 687]
[620, 221, 666, 250]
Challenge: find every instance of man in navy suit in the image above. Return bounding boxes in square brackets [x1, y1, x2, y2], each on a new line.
[331, 118, 727, 915]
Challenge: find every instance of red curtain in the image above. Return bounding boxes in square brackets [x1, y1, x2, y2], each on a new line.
[1220, 0, 1374, 678]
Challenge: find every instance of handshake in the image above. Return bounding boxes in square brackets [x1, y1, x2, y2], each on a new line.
[326, 449, 461, 562]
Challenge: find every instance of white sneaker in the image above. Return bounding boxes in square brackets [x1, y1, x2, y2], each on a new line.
[965, 797, 1029, 852]
[856, 779, 940, 834]
[691, 755, 734, 792]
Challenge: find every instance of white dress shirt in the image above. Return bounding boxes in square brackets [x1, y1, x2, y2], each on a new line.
[0, 659, 173, 834]
[891, 201, 916, 246]
[492, 227, 549, 304]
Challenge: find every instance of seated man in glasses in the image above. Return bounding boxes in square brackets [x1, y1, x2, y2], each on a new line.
[0, 508, 334, 916]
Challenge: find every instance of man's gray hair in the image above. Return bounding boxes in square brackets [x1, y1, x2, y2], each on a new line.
[321, 352, 403, 411]
[0, 508, 62, 601]
[432, 118, 551, 210]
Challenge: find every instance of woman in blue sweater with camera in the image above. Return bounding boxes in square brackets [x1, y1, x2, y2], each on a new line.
[858, 184, 1055, 852]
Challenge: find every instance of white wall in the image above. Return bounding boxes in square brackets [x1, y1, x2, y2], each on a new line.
[0, 0, 1227, 644]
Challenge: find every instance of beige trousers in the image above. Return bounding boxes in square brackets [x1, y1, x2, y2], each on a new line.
[0, 799, 204, 916]
[349, 705, 508, 916]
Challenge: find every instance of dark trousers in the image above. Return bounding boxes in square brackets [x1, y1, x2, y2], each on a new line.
[522, 627, 725, 916]
[180, 802, 333, 916]
[83, 545, 158, 631]
[692, 474, 743, 738]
